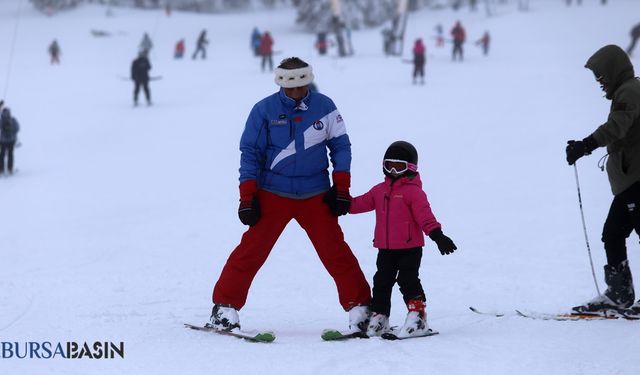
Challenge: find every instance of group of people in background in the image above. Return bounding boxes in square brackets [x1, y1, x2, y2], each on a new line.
[407, 20, 490, 85]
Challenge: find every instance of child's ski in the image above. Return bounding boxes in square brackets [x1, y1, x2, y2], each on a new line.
[184, 323, 275, 343]
[320, 329, 368, 341]
[381, 329, 439, 340]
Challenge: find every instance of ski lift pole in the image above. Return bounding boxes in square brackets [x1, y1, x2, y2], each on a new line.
[2, 0, 23, 100]
[573, 163, 602, 296]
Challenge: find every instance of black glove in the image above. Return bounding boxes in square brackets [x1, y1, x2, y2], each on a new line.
[429, 228, 457, 255]
[566, 136, 598, 165]
[323, 185, 351, 217]
[238, 196, 260, 226]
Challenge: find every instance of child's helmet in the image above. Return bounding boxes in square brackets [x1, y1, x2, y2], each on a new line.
[383, 141, 418, 178]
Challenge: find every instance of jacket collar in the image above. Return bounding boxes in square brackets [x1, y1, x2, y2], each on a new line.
[384, 172, 423, 188]
[278, 88, 311, 111]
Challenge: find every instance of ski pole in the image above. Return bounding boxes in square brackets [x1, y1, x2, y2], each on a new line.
[2, 0, 23, 100]
[573, 163, 601, 296]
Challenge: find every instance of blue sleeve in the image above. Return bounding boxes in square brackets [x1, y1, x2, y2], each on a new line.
[239, 103, 267, 182]
[324, 99, 351, 172]
[327, 133, 351, 172]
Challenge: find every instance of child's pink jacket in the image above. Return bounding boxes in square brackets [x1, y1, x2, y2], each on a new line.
[350, 173, 441, 250]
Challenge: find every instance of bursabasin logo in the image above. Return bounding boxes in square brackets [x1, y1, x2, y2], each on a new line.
[1, 341, 124, 359]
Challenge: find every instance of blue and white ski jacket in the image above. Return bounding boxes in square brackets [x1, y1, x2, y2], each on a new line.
[239, 88, 351, 198]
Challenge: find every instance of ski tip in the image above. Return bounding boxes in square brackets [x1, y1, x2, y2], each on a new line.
[254, 332, 276, 342]
[320, 329, 343, 341]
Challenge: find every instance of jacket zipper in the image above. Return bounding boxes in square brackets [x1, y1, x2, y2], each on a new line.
[384, 193, 390, 249]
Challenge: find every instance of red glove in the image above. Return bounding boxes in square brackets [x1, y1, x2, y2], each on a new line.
[238, 180, 260, 226]
[323, 172, 351, 217]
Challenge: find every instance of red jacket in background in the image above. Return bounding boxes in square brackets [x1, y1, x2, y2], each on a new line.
[451, 23, 466, 42]
[259, 32, 273, 55]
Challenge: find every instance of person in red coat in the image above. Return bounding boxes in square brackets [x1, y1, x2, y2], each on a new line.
[450, 21, 466, 61]
[259, 31, 274, 72]
[174, 39, 185, 59]
[412, 38, 426, 84]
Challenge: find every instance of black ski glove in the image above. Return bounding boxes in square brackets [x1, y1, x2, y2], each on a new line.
[429, 228, 457, 255]
[238, 196, 261, 226]
[566, 136, 598, 165]
[323, 185, 351, 217]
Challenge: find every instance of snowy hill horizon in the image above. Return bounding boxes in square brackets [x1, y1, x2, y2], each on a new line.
[1, 1, 640, 374]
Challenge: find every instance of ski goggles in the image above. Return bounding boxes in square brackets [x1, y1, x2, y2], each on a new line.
[383, 159, 417, 174]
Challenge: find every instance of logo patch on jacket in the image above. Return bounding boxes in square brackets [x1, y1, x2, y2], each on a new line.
[336, 114, 343, 123]
[271, 119, 288, 125]
[313, 120, 324, 130]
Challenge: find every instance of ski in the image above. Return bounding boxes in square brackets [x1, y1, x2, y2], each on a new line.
[184, 323, 275, 343]
[381, 329, 439, 341]
[469, 306, 639, 321]
[514, 309, 637, 321]
[468, 306, 507, 317]
[320, 329, 368, 341]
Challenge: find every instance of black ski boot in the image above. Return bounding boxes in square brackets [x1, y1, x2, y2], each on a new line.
[572, 260, 635, 313]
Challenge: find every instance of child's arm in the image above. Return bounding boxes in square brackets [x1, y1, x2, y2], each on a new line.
[410, 190, 457, 255]
[409, 189, 441, 235]
[349, 188, 375, 215]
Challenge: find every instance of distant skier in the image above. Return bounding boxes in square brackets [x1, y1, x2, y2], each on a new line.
[0, 106, 20, 175]
[130, 51, 152, 106]
[435, 24, 444, 48]
[208, 56, 371, 334]
[566, 45, 640, 316]
[411, 38, 426, 85]
[250, 27, 261, 56]
[476, 31, 490, 56]
[315, 32, 329, 56]
[259, 31, 274, 72]
[382, 29, 394, 56]
[48, 39, 61, 64]
[349, 141, 457, 338]
[450, 21, 466, 61]
[174, 39, 185, 59]
[626, 23, 640, 56]
[192, 29, 209, 60]
[139, 32, 153, 55]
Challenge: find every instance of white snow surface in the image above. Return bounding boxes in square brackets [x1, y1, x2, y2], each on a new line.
[1, 1, 640, 374]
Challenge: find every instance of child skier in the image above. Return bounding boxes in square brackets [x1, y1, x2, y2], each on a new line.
[349, 141, 458, 338]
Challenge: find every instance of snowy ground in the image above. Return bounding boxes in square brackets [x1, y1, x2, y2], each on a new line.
[1, 1, 640, 374]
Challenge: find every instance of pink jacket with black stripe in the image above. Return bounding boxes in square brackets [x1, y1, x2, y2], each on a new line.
[350, 173, 441, 250]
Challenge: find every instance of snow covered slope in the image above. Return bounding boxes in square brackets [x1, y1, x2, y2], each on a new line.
[1, 1, 639, 374]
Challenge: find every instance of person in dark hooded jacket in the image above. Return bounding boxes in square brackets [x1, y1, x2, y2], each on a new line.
[566, 44, 640, 316]
[131, 52, 152, 106]
[0, 107, 20, 174]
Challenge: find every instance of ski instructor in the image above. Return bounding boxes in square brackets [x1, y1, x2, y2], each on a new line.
[566, 44, 640, 316]
[209, 57, 372, 332]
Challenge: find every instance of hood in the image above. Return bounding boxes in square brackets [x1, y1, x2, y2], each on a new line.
[585, 44, 635, 100]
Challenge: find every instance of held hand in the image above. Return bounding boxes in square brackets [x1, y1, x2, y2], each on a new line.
[323, 185, 351, 216]
[566, 136, 598, 166]
[238, 179, 260, 226]
[429, 228, 457, 255]
[238, 196, 260, 226]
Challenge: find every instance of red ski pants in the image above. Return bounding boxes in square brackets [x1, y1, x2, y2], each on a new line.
[212, 190, 371, 311]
